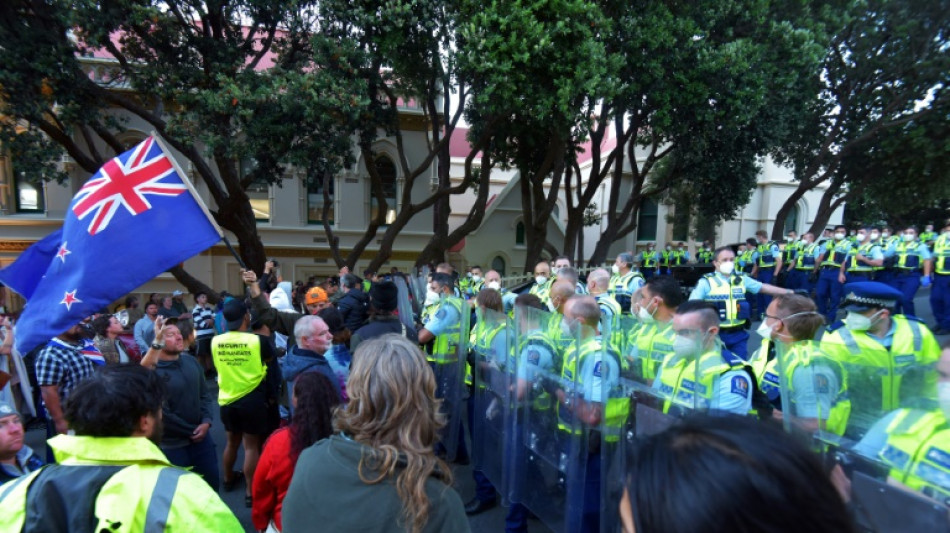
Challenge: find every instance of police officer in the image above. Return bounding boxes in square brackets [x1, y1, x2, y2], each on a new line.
[417, 272, 468, 462]
[671, 242, 689, 267]
[840, 226, 884, 283]
[820, 282, 941, 439]
[638, 243, 659, 280]
[465, 265, 485, 300]
[528, 261, 554, 308]
[815, 225, 852, 324]
[653, 301, 760, 415]
[920, 224, 938, 247]
[659, 243, 673, 276]
[587, 269, 623, 352]
[751, 230, 783, 321]
[787, 232, 820, 293]
[627, 275, 682, 384]
[697, 241, 714, 264]
[853, 344, 950, 505]
[884, 225, 933, 316]
[930, 220, 950, 335]
[689, 246, 792, 360]
[609, 252, 644, 314]
[782, 230, 801, 272]
[875, 225, 902, 286]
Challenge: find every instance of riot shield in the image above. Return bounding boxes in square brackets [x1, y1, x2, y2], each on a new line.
[410, 266, 430, 317]
[392, 276, 416, 332]
[430, 295, 469, 462]
[773, 340, 851, 440]
[597, 317, 630, 533]
[512, 305, 590, 532]
[470, 307, 513, 503]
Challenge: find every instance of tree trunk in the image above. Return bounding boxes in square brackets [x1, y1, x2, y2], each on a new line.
[167, 265, 221, 304]
[808, 181, 847, 236]
[215, 194, 267, 274]
[771, 180, 814, 240]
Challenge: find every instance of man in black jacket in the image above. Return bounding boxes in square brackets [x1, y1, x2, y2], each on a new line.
[336, 274, 369, 333]
[351, 282, 418, 354]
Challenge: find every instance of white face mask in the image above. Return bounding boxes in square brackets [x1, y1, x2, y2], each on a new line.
[787, 236, 795, 242]
[870, 232, 880, 241]
[718, 261, 735, 275]
[939, 382, 950, 421]
[424, 289, 440, 307]
[902, 233, 916, 242]
[672, 335, 702, 358]
[882, 232, 890, 239]
[551, 267, 562, 277]
[834, 232, 846, 240]
[535, 275, 548, 286]
[755, 320, 774, 340]
[471, 275, 482, 283]
[666, 246, 672, 251]
[637, 300, 657, 323]
[857, 232, 868, 242]
[845, 310, 882, 332]
[611, 264, 620, 274]
[486, 281, 501, 290]
[466, 272, 472, 278]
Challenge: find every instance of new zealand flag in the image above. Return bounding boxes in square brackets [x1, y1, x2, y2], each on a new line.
[0, 136, 222, 354]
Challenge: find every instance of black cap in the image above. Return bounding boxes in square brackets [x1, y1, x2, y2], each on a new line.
[369, 281, 399, 312]
[223, 299, 248, 330]
[317, 307, 346, 335]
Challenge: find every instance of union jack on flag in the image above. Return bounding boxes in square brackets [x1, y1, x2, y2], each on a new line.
[72, 137, 188, 235]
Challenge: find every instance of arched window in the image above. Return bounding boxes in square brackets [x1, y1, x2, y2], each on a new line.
[784, 204, 800, 235]
[516, 221, 525, 245]
[370, 155, 397, 225]
[491, 256, 506, 277]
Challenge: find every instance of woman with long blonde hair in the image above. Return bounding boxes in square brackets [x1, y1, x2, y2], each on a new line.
[281, 334, 469, 533]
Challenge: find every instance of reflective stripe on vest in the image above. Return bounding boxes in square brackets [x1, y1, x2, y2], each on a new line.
[702, 273, 749, 327]
[796, 243, 819, 270]
[211, 331, 265, 405]
[757, 242, 777, 267]
[642, 251, 657, 267]
[821, 242, 851, 268]
[658, 349, 746, 413]
[934, 235, 950, 275]
[895, 241, 923, 270]
[431, 297, 464, 364]
[780, 344, 851, 435]
[881, 409, 950, 504]
[848, 243, 877, 272]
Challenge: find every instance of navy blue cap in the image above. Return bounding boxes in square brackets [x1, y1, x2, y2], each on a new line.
[840, 282, 902, 311]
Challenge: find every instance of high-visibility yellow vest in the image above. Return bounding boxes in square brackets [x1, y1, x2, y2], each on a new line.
[657, 347, 750, 414]
[879, 408, 950, 504]
[642, 250, 658, 268]
[469, 319, 506, 388]
[211, 331, 265, 406]
[0, 435, 243, 532]
[934, 234, 950, 275]
[847, 243, 878, 273]
[626, 321, 674, 382]
[529, 278, 554, 306]
[821, 241, 852, 268]
[821, 316, 939, 424]
[701, 272, 750, 328]
[895, 240, 925, 271]
[430, 296, 464, 364]
[795, 242, 819, 270]
[558, 337, 625, 441]
[757, 241, 778, 267]
[764, 342, 851, 435]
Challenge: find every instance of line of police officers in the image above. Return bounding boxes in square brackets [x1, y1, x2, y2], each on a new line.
[412, 233, 950, 532]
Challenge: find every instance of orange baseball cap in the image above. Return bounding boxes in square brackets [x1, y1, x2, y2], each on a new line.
[305, 287, 328, 305]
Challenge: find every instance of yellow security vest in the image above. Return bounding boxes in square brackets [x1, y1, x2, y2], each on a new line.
[656, 347, 750, 414]
[558, 337, 626, 440]
[879, 409, 950, 503]
[211, 331, 265, 406]
[430, 296, 464, 364]
[701, 272, 750, 328]
[795, 242, 819, 270]
[757, 241, 778, 267]
[766, 342, 850, 435]
[934, 234, 950, 275]
[894, 240, 925, 271]
[529, 278, 554, 306]
[469, 319, 506, 388]
[0, 435, 243, 532]
[821, 316, 939, 424]
[626, 321, 674, 382]
[847, 242, 878, 273]
[821, 241, 852, 268]
[642, 250, 658, 268]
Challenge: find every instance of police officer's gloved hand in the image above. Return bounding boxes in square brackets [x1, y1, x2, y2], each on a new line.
[920, 275, 932, 287]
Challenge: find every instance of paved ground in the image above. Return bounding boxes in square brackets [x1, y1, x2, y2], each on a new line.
[24, 290, 950, 532]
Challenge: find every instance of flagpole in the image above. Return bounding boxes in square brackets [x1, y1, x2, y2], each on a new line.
[149, 133, 246, 269]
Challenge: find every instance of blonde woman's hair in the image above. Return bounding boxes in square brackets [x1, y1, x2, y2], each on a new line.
[335, 334, 451, 533]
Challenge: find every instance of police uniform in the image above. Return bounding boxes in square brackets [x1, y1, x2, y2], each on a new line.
[737, 248, 756, 274]
[625, 319, 675, 383]
[854, 408, 950, 505]
[467, 313, 509, 507]
[931, 232, 950, 333]
[659, 248, 673, 275]
[423, 295, 467, 459]
[639, 249, 659, 279]
[671, 248, 689, 267]
[689, 271, 767, 360]
[753, 239, 781, 319]
[608, 270, 645, 315]
[884, 237, 933, 316]
[816, 238, 852, 324]
[528, 277, 554, 309]
[788, 240, 821, 293]
[653, 344, 754, 415]
[844, 240, 884, 283]
[697, 247, 714, 264]
[820, 283, 941, 439]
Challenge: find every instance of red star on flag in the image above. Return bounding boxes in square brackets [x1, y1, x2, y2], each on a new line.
[60, 290, 82, 311]
[56, 242, 71, 263]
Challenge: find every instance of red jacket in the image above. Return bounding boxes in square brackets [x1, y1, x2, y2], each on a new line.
[252, 427, 295, 531]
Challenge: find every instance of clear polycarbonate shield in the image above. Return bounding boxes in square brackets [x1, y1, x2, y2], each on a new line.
[470, 307, 513, 503]
[429, 295, 469, 462]
[392, 275, 415, 332]
[410, 266, 430, 316]
[773, 340, 851, 441]
[829, 333, 938, 443]
[596, 317, 630, 533]
[511, 304, 589, 532]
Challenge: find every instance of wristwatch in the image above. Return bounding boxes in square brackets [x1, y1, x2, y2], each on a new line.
[151, 342, 164, 350]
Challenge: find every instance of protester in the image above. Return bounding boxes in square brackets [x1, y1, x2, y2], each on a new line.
[0, 364, 242, 531]
[193, 290, 217, 378]
[133, 301, 160, 354]
[337, 273, 369, 333]
[281, 315, 343, 405]
[141, 318, 219, 490]
[316, 307, 352, 401]
[157, 295, 178, 319]
[252, 371, 341, 532]
[170, 290, 189, 316]
[0, 401, 43, 485]
[281, 334, 469, 533]
[351, 281, 418, 353]
[36, 323, 96, 438]
[91, 314, 133, 364]
[618, 415, 854, 533]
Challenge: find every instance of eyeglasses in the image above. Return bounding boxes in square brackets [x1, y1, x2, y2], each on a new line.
[763, 313, 782, 322]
